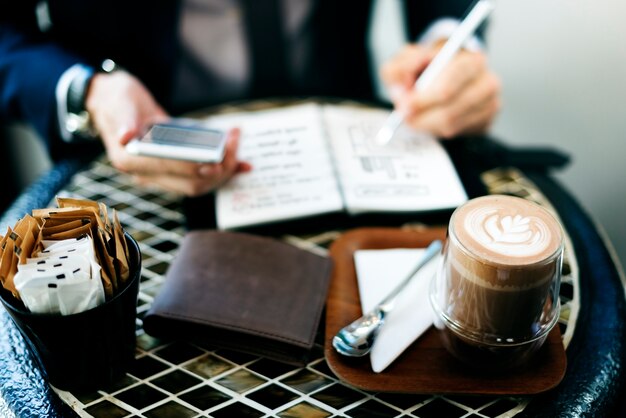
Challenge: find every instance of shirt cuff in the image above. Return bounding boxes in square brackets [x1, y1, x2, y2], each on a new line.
[417, 18, 484, 52]
[55, 63, 92, 142]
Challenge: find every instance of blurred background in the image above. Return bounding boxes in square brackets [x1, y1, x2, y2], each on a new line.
[488, 0, 626, 268]
[2, 0, 625, 269]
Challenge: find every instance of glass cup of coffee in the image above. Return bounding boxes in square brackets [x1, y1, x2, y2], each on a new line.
[430, 195, 564, 370]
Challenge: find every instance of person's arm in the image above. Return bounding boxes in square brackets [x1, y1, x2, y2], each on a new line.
[0, 9, 249, 197]
[0, 21, 83, 147]
[84, 69, 251, 196]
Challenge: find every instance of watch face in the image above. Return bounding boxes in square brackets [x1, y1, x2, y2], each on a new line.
[66, 112, 89, 134]
[65, 111, 98, 142]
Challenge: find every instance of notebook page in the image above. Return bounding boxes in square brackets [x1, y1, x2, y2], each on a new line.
[322, 105, 467, 213]
[211, 104, 343, 230]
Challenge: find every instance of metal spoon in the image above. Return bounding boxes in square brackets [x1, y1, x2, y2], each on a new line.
[332, 239, 442, 357]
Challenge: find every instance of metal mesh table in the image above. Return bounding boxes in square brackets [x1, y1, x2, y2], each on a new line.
[40, 158, 579, 418]
[1, 131, 624, 417]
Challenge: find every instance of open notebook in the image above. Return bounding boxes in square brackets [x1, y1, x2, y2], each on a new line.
[204, 104, 467, 230]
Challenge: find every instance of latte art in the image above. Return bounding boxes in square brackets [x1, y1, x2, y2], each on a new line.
[452, 195, 563, 268]
[464, 207, 552, 257]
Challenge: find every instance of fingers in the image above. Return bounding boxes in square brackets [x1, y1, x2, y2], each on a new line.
[112, 152, 213, 178]
[220, 128, 242, 177]
[405, 70, 501, 138]
[448, 72, 501, 135]
[454, 87, 502, 136]
[86, 71, 251, 196]
[381, 38, 503, 137]
[107, 126, 212, 178]
[116, 124, 140, 146]
[132, 174, 218, 197]
[406, 51, 487, 113]
[131, 160, 251, 198]
[112, 122, 245, 177]
[381, 45, 436, 99]
[383, 43, 501, 138]
[127, 128, 251, 197]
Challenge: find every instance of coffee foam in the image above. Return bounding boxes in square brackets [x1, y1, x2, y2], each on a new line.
[452, 195, 563, 267]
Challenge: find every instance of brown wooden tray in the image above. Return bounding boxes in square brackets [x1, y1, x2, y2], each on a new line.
[324, 227, 567, 395]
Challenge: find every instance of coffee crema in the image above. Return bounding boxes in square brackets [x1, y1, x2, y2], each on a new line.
[452, 195, 563, 268]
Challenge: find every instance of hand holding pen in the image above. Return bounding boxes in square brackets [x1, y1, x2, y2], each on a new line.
[377, 0, 501, 144]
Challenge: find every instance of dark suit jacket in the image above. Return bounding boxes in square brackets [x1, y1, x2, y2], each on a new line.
[0, 0, 476, 158]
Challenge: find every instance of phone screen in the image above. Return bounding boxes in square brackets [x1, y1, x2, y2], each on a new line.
[147, 124, 224, 149]
[126, 121, 227, 163]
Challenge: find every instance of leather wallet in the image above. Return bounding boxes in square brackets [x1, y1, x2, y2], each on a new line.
[143, 230, 332, 365]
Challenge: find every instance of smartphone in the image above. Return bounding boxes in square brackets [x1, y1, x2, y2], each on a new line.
[125, 120, 227, 163]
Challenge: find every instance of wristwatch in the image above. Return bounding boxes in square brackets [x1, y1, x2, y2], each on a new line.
[65, 59, 118, 140]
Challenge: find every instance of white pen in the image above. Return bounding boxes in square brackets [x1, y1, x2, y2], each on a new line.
[375, 0, 496, 146]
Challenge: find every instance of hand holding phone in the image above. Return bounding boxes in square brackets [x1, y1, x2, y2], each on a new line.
[125, 119, 227, 163]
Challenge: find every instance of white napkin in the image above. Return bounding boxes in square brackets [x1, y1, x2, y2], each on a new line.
[354, 248, 440, 373]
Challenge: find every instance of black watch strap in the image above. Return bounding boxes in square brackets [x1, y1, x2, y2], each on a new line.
[67, 65, 95, 116]
[65, 60, 118, 140]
